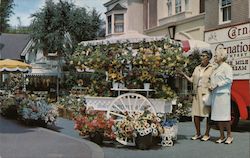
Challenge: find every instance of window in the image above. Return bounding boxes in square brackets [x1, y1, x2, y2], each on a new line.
[114, 14, 124, 33]
[175, 0, 181, 14]
[167, 0, 172, 16]
[107, 15, 112, 34]
[221, 0, 231, 22]
[199, 0, 205, 13]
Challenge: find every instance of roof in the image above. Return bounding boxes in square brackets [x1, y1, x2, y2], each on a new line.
[0, 33, 31, 60]
[103, 0, 120, 7]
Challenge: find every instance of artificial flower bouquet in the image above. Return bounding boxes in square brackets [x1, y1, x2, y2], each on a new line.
[74, 107, 115, 140]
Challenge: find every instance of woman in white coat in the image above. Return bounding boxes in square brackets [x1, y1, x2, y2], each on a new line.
[210, 49, 233, 144]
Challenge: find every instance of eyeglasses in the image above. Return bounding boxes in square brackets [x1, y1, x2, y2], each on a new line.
[200, 55, 208, 57]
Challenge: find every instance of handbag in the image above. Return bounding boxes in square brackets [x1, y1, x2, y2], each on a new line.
[202, 92, 212, 106]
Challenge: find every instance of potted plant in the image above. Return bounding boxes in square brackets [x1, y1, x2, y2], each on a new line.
[113, 110, 165, 149]
[18, 97, 58, 127]
[74, 107, 115, 145]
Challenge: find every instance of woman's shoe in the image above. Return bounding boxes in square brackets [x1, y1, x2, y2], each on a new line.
[201, 135, 210, 141]
[216, 138, 226, 144]
[191, 135, 202, 140]
[224, 137, 233, 144]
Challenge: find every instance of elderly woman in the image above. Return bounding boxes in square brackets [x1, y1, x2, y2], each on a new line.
[181, 50, 214, 141]
[210, 49, 233, 144]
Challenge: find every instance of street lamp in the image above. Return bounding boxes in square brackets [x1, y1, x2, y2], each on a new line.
[168, 25, 176, 39]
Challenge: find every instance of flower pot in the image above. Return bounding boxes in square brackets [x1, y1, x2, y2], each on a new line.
[89, 131, 103, 145]
[143, 83, 150, 90]
[118, 83, 125, 89]
[135, 133, 152, 150]
[112, 82, 119, 89]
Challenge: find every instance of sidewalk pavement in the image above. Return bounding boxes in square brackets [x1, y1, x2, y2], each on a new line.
[0, 116, 104, 158]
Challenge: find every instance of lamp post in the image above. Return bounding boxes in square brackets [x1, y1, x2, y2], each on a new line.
[168, 25, 176, 39]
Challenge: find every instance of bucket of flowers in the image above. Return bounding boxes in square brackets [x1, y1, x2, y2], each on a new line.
[113, 110, 165, 149]
[74, 107, 115, 145]
[18, 95, 58, 127]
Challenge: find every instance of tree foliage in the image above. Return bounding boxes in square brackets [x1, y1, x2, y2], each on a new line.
[0, 0, 14, 33]
[30, 0, 103, 57]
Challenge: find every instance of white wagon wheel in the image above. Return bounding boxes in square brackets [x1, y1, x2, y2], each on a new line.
[107, 93, 156, 146]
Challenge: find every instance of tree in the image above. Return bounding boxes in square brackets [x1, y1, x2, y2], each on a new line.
[30, 0, 104, 57]
[0, 0, 14, 33]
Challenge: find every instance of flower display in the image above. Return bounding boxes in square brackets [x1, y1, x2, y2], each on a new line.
[68, 37, 188, 100]
[18, 97, 58, 125]
[0, 96, 18, 118]
[56, 95, 86, 117]
[74, 107, 115, 140]
[113, 110, 164, 139]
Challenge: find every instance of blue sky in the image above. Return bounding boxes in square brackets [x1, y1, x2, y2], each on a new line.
[9, 0, 109, 27]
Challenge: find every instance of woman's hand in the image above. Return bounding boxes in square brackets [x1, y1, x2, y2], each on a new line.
[209, 85, 217, 91]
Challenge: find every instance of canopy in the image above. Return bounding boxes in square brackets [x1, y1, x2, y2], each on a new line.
[79, 31, 210, 55]
[0, 59, 31, 72]
[79, 31, 166, 46]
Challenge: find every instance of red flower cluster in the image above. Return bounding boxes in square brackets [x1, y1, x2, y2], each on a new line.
[74, 109, 115, 140]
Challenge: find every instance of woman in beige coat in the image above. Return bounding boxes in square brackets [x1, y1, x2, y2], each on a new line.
[181, 50, 214, 141]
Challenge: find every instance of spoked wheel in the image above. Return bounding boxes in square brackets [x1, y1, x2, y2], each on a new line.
[107, 93, 156, 146]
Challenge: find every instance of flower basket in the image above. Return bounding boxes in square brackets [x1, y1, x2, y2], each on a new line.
[89, 131, 104, 145]
[74, 107, 115, 142]
[143, 83, 151, 90]
[135, 133, 153, 150]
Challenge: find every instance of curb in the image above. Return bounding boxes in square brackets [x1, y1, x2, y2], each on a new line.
[38, 127, 104, 158]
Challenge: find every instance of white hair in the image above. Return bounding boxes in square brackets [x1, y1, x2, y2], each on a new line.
[215, 48, 228, 61]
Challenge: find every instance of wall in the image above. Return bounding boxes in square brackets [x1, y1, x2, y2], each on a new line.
[205, 0, 250, 31]
[127, 0, 144, 33]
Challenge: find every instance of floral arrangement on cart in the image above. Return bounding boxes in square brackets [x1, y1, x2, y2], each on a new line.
[113, 110, 178, 149]
[68, 38, 189, 99]
[65, 37, 200, 149]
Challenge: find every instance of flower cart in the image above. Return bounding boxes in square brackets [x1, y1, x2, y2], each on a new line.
[69, 35, 187, 148]
[82, 92, 177, 148]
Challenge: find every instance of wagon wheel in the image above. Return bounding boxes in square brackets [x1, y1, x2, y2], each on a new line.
[107, 93, 156, 146]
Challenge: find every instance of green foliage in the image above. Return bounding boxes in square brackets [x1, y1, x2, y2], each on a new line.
[69, 37, 188, 99]
[30, 0, 103, 57]
[0, 96, 18, 119]
[0, 0, 14, 33]
[182, 49, 201, 76]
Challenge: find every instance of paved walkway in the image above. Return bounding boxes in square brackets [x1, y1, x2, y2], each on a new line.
[0, 116, 104, 158]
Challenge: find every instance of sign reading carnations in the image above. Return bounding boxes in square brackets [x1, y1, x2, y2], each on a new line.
[205, 23, 250, 80]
